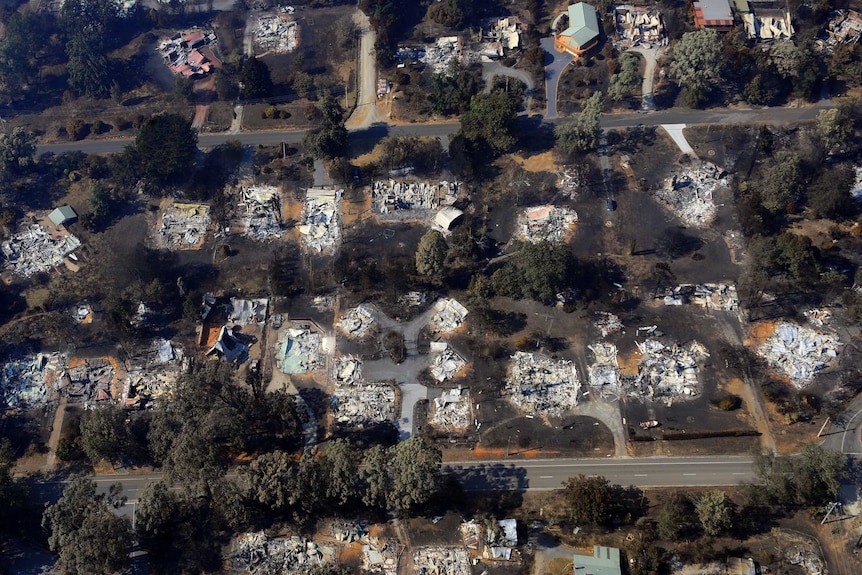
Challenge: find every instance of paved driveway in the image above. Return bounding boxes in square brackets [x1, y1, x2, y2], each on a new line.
[540, 37, 573, 119]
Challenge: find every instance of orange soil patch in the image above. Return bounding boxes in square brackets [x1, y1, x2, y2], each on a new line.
[342, 192, 372, 228]
[339, 542, 363, 563]
[747, 320, 778, 344]
[443, 446, 561, 462]
[617, 350, 642, 377]
[518, 151, 557, 173]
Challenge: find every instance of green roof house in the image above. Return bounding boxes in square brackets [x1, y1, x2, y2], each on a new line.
[48, 205, 78, 228]
[555, 2, 600, 57]
[573, 545, 622, 575]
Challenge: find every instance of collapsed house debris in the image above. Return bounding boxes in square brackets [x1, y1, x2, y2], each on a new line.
[275, 326, 325, 374]
[756, 322, 840, 387]
[158, 203, 210, 250]
[230, 532, 334, 575]
[253, 13, 298, 54]
[398, 291, 427, 308]
[300, 188, 341, 254]
[395, 46, 425, 67]
[803, 308, 832, 327]
[0, 352, 65, 410]
[558, 167, 583, 199]
[594, 312, 623, 338]
[157, 29, 219, 77]
[850, 166, 862, 200]
[371, 180, 460, 218]
[331, 384, 397, 426]
[587, 343, 620, 394]
[479, 16, 525, 59]
[624, 340, 708, 403]
[333, 356, 363, 386]
[614, 5, 666, 47]
[429, 298, 469, 333]
[338, 305, 376, 339]
[660, 283, 739, 311]
[460, 519, 520, 562]
[124, 340, 186, 407]
[655, 162, 726, 227]
[237, 185, 283, 241]
[63, 357, 123, 404]
[505, 351, 581, 416]
[413, 547, 472, 575]
[815, 10, 862, 54]
[517, 205, 578, 243]
[430, 386, 472, 429]
[361, 536, 398, 575]
[429, 342, 467, 382]
[1, 224, 81, 278]
[742, 10, 794, 40]
[228, 298, 268, 326]
[421, 37, 462, 73]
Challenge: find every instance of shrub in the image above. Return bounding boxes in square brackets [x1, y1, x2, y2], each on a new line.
[716, 394, 742, 411]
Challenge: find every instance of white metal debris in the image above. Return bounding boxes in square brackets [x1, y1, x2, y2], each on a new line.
[594, 312, 623, 338]
[0, 352, 65, 410]
[228, 298, 268, 326]
[430, 386, 471, 429]
[429, 298, 468, 333]
[338, 305, 376, 339]
[429, 342, 467, 382]
[756, 322, 840, 387]
[331, 384, 397, 426]
[660, 283, 739, 311]
[587, 343, 619, 394]
[158, 203, 210, 250]
[1, 224, 81, 277]
[558, 167, 583, 200]
[505, 351, 581, 416]
[421, 37, 462, 74]
[237, 185, 283, 241]
[654, 162, 726, 227]
[743, 10, 794, 40]
[614, 5, 666, 47]
[517, 205, 578, 243]
[156, 28, 218, 77]
[230, 532, 334, 575]
[124, 340, 186, 407]
[413, 547, 472, 575]
[398, 291, 427, 307]
[361, 536, 398, 575]
[253, 14, 298, 54]
[803, 308, 832, 327]
[372, 180, 459, 219]
[814, 10, 862, 54]
[300, 188, 341, 254]
[460, 520, 482, 549]
[624, 340, 708, 403]
[333, 357, 363, 386]
[275, 327, 324, 374]
[850, 166, 862, 200]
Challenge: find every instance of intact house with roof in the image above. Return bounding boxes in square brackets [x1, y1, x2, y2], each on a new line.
[554, 2, 600, 58]
[693, 0, 734, 31]
[573, 545, 622, 575]
[48, 206, 78, 229]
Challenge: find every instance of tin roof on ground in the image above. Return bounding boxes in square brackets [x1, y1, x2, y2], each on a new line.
[49, 205, 78, 227]
[573, 546, 622, 575]
[561, 2, 600, 48]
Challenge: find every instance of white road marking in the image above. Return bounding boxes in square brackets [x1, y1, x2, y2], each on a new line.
[683, 473, 697, 476]
[634, 474, 648, 477]
[539, 475, 554, 479]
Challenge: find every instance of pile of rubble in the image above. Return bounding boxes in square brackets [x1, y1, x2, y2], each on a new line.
[655, 162, 726, 227]
[429, 298, 468, 333]
[624, 340, 708, 403]
[413, 547, 472, 575]
[756, 322, 840, 387]
[395, 47, 424, 67]
[398, 291, 426, 308]
[124, 339, 185, 407]
[253, 14, 298, 54]
[362, 537, 398, 575]
[2, 224, 81, 277]
[275, 327, 324, 374]
[238, 185, 283, 241]
[0, 352, 65, 410]
[63, 358, 121, 404]
[158, 203, 210, 250]
[479, 16, 525, 59]
[587, 343, 619, 394]
[517, 205, 578, 243]
[505, 352, 581, 416]
[300, 188, 341, 254]
[594, 312, 623, 338]
[73, 303, 94, 324]
[331, 384, 397, 427]
[229, 532, 333, 575]
[421, 37, 462, 73]
[815, 10, 862, 54]
[333, 357, 362, 386]
[157, 29, 219, 77]
[851, 166, 862, 200]
[743, 10, 794, 40]
[803, 308, 832, 327]
[429, 342, 467, 382]
[660, 283, 739, 311]
[614, 6, 666, 47]
[371, 180, 459, 218]
[430, 387, 471, 429]
[558, 167, 583, 200]
[338, 305, 376, 339]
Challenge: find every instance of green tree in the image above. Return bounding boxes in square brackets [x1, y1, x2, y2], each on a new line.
[67, 32, 110, 98]
[215, 68, 239, 101]
[555, 91, 603, 154]
[808, 164, 856, 220]
[458, 90, 518, 155]
[429, 60, 480, 115]
[670, 29, 723, 107]
[693, 490, 733, 536]
[360, 444, 390, 509]
[134, 113, 198, 185]
[796, 444, 846, 506]
[172, 75, 195, 103]
[244, 449, 295, 513]
[79, 404, 129, 465]
[656, 492, 689, 540]
[758, 150, 802, 213]
[0, 11, 45, 96]
[42, 478, 131, 575]
[388, 436, 442, 515]
[815, 106, 854, 155]
[322, 439, 359, 507]
[302, 96, 348, 159]
[416, 230, 448, 279]
[563, 474, 614, 525]
[0, 438, 29, 536]
[0, 127, 36, 174]
[608, 52, 641, 101]
[492, 241, 573, 304]
[241, 56, 274, 100]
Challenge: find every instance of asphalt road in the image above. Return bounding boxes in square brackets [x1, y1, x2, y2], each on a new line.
[820, 393, 862, 456]
[35, 106, 826, 156]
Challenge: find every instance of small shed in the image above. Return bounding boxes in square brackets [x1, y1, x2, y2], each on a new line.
[48, 206, 78, 228]
[433, 206, 464, 232]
